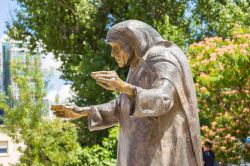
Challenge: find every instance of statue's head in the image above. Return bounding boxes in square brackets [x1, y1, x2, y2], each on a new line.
[106, 20, 164, 68]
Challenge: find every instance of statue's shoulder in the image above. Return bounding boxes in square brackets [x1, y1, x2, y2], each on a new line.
[144, 42, 185, 73]
[145, 42, 187, 64]
[144, 42, 174, 62]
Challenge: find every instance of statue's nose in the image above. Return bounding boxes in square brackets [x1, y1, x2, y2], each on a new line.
[111, 52, 118, 58]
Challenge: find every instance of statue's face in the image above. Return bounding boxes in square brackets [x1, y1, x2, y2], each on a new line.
[109, 42, 130, 68]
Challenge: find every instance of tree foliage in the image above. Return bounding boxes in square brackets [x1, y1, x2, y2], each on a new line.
[193, 0, 250, 40]
[79, 126, 118, 166]
[0, 54, 119, 165]
[0, 55, 83, 165]
[188, 26, 250, 163]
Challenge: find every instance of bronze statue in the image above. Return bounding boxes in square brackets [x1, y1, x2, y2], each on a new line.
[51, 20, 203, 166]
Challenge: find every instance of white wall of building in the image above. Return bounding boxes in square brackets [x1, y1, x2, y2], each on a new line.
[0, 132, 23, 166]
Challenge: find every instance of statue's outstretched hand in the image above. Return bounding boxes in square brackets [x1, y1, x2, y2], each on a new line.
[51, 104, 90, 119]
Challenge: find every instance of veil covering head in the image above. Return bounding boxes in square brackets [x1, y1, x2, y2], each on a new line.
[106, 20, 165, 59]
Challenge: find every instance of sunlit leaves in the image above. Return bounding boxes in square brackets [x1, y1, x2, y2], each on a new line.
[188, 26, 250, 163]
[0, 55, 82, 165]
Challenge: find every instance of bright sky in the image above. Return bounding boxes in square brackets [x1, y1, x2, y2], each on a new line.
[0, 0, 18, 37]
[0, 0, 72, 104]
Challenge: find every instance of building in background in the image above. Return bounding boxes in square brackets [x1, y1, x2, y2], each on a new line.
[0, 35, 24, 165]
[0, 35, 30, 124]
[0, 34, 31, 98]
[0, 132, 24, 165]
[0, 38, 3, 122]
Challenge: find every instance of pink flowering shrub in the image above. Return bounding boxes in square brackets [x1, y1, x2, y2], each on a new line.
[188, 26, 250, 163]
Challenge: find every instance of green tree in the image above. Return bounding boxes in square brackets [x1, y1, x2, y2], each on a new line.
[0, 55, 82, 165]
[193, 0, 250, 40]
[0, 53, 118, 165]
[187, 26, 250, 164]
[79, 126, 118, 166]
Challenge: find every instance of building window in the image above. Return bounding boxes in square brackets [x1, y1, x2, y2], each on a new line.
[0, 141, 8, 156]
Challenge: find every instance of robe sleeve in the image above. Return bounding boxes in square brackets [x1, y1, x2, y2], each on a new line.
[129, 61, 178, 118]
[88, 99, 120, 131]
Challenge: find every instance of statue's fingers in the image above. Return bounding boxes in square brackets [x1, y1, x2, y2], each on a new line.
[96, 81, 109, 88]
[51, 105, 65, 111]
[96, 74, 112, 77]
[54, 110, 64, 115]
[80, 112, 89, 116]
[96, 74, 116, 79]
[70, 111, 85, 118]
[51, 108, 62, 112]
[52, 107, 64, 112]
[96, 82, 113, 91]
[96, 77, 113, 84]
[51, 105, 60, 111]
[64, 110, 71, 118]
[56, 114, 65, 118]
[51, 105, 64, 108]
[52, 109, 60, 114]
[91, 72, 109, 79]
[63, 111, 82, 119]
[53, 112, 65, 117]
[92, 75, 115, 82]
[97, 80, 111, 85]
[92, 71, 111, 74]
[91, 73, 99, 79]
[53, 109, 66, 115]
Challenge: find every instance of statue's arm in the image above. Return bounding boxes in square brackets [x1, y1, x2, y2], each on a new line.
[88, 58, 178, 118]
[52, 99, 120, 130]
[129, 79, 176, 118]
[87, 99, 120, 131]
[129, 60, 179, 118]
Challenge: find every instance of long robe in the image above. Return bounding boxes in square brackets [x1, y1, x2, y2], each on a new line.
[87, 43, 203, 166]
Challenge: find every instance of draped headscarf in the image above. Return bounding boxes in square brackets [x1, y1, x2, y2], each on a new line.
[106, 20, 169, 59]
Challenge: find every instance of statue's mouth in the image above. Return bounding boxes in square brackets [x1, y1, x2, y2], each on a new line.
[115, 58, 121, 63]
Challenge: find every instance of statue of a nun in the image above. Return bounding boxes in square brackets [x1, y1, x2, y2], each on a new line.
[52, 20, 203, 166]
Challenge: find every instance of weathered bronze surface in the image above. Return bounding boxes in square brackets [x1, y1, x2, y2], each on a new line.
[52, 20, 203, 166]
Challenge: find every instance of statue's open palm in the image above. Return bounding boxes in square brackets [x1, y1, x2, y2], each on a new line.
[51, 105, 89, 119]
